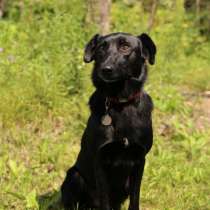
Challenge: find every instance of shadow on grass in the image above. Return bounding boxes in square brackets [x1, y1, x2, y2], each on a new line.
[38, 190, 64, 210]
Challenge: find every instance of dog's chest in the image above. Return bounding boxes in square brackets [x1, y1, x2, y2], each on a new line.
[98, 105, 146, 165]
[108, 105, 143, 140]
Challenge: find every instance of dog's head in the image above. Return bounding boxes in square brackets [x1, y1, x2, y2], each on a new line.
[84, 32, 156, 86]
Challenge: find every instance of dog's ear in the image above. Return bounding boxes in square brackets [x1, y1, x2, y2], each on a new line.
[138, 33, 156, 65]
[84, 34, 101, 63]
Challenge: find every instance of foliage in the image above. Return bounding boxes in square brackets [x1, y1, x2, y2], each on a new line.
[0, 0, 210, 209]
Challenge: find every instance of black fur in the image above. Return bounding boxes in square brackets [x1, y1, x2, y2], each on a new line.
[61, 32, 156, 210]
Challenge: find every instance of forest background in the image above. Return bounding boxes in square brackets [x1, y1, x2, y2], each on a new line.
[0, 0, 210, 209]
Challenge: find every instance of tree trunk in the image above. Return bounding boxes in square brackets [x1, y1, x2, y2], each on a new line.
[172, 0, 177, 9]
[147, 0, 158, 32]
[86, 0, 111, 35]
[86, 0, 100, 24]
[99, 0, 111, 35]
[196, 0, 200, 18]
[141, 0, 154, 12]
[0, 0, 5, 18]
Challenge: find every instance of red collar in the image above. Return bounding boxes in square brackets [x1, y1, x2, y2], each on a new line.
[107, 91, 143, 104]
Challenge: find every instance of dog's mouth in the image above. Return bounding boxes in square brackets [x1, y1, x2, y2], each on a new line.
[100, 77, 122, 83]
[98, 73, 130, 84]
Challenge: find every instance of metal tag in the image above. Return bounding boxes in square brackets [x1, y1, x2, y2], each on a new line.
[101, 114, 112, 126]
[123, 137, 129, 147]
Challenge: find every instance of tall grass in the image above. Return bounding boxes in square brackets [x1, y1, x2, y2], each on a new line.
[0, 0, 210, 209]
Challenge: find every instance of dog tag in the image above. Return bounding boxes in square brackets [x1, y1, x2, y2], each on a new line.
[101, 114, 112, 126]
[123, 137, 129, 147]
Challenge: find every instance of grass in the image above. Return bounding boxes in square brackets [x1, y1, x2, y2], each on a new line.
[0, 0, 210, 209]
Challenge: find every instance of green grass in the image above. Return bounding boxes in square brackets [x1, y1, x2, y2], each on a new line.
[0, 0, 210, 209]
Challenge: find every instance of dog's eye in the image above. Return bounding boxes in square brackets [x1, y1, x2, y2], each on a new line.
[119, 44, 131, 53]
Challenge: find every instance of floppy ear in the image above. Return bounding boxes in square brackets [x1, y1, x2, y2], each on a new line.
[138, 33, 156, 65]
[84, 34, 101, 63]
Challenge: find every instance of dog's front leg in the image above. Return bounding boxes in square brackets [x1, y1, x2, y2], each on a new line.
[128, 158, 145, 210]
[95, 158, 110, 210]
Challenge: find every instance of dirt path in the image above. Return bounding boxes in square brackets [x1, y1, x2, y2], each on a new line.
[184, 91, 210, 131]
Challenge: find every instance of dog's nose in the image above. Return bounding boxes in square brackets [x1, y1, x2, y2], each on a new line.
[102, 66, 113, 74]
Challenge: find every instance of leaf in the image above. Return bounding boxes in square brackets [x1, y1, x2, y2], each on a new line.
[8, 160, 18, 177]
[25, 190, 39, 209]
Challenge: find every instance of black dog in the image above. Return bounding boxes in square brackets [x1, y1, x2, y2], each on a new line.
[61, 32, 156, 210]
